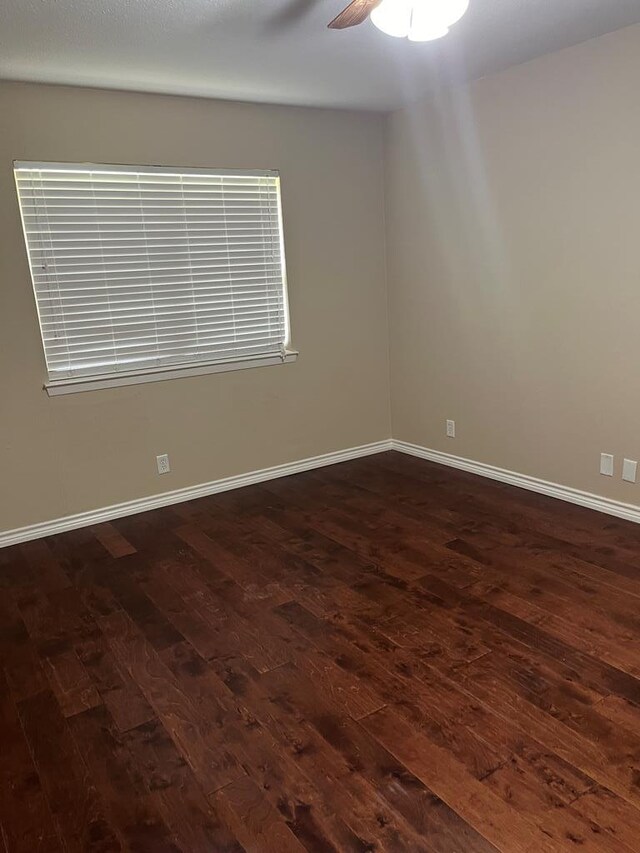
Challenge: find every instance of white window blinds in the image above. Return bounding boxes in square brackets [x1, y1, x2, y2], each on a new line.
[14, 162, 291, 387]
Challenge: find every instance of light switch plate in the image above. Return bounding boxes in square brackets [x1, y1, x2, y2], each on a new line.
[600, 453, 614, 477]
[622, 458, 637, 483]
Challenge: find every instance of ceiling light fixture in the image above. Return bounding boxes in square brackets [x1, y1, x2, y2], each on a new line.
[370, 0, 470, 42]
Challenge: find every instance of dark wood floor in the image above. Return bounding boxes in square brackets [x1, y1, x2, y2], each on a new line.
[3, 453, 640, 851]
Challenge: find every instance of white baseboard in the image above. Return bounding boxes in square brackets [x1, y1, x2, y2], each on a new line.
[392, 440, 640, 525]
[5, 436, 639, 548]
[0, 439, 393, 549]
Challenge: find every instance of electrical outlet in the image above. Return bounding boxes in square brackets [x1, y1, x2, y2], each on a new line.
[600, 453, 614, 477]
[623, 459, 637, 483]
[446, 419, 456, 438]
[156, 454, 171, 475]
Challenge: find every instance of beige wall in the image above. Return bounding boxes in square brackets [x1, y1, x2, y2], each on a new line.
[4, 21, 640, 534]
[0, 82, 390, 532]
[385, 24, 640, 502]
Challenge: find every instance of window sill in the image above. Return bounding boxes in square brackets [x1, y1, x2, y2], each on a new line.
[44, 350, 299, 396]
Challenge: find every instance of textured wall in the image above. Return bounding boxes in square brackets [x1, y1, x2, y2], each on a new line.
[0, 82, 390, 531]
[385, 24, 640, 501]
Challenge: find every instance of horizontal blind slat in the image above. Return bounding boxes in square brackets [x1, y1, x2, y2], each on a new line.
[16, 161, 290, 381]
[40, 307, 284, 328]
[44, 332, 284, 360]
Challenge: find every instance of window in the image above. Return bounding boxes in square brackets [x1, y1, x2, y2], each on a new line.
[14, 161, 295, 395]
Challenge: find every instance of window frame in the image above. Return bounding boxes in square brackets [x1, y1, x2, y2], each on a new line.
[14, 160, 297, 396]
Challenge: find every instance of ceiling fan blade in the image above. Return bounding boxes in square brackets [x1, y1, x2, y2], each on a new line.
[328, 0, 382, 29]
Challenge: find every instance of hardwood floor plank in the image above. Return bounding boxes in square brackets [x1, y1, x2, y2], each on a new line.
[482, 758, 632, 851]
[0, 672, 62, 852]
[450, 652, 640, 811]
[141, 566, 243, 661]
[2, 451, 640, 850]
[144, 561, 291, 672]
[67, 704, 182, 851]
[121, 718, 245, 853]
[571, 786, 640, 853]
[18, 540, 71, 593]
[90, 523, 137, 559]
[311, 711, 499, 852]
[160, 641, 372, 852]
[175, 523, 286, 600]
[415, 572, 640, 704]
[301, 506, 431, 582]
[17, 586, 99, 657]
[76, 635, 155, 732]
[99, 609, 245, 795]
[361, 705, 557, 853]
[214, 656, 434, 850]
[277, 596, 617, 847]
[97, 557, 185, 651]
[16, 690, 121, 852]
[212, 776, 307, 853]
[258, 611, 386, 721]
[0, 595, 47, 702]
[42, 648, 102, 718]
[274, 600, 506, 779]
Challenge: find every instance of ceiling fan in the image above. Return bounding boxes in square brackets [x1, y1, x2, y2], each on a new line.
[328, 0, 470, 42]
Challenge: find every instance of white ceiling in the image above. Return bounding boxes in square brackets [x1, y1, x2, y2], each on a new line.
[1, 0, 640, 111]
